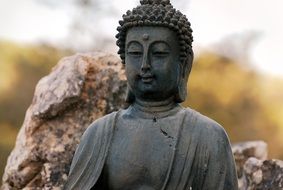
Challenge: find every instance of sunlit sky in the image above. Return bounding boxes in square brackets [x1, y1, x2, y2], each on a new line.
[0, 0, 282, 77]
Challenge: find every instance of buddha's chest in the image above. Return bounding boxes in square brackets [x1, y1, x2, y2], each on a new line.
[104, 117, 179, 190]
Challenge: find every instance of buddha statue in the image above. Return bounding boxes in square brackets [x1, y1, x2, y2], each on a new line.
[64, 0, 238, 189]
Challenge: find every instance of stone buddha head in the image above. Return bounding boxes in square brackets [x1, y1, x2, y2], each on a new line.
[116, 0, 193, 103]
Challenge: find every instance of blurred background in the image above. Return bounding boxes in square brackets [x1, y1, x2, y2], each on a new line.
[0, 0, 283, 180]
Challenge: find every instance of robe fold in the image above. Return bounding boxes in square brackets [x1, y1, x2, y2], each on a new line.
[64, 108, 238, 190]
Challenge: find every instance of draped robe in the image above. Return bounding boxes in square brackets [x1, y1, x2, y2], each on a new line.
[64, 107, 238, 190]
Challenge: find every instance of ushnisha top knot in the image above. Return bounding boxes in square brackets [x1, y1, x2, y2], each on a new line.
[140, 0, 171, 6]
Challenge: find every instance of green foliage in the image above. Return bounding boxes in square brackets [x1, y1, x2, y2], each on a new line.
[0, 41, 72, 180]
[184, 51, 283, 159]
[0, 41, 72, 128]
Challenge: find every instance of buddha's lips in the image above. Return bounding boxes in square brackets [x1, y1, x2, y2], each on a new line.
[139, 74, 154, 83]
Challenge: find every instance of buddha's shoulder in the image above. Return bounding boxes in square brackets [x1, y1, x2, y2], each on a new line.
[183, 107, 228, 139]
[92, 111, 118, 125]
[83, 111, 119, 136]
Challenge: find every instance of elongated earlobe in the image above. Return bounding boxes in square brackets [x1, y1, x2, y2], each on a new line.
[175, 69, 188, 103]
[175, 52, 193, 103]
[125, 85, 135, 103]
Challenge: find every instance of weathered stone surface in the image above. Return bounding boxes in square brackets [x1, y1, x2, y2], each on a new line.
[232, 141, 268, 178]
[233, 141, 283, 190]
[1, 52, 127, 190]
[243, 158, 283, 190]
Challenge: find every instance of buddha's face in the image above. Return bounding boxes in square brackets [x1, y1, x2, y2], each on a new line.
[125, 26, 181, 102]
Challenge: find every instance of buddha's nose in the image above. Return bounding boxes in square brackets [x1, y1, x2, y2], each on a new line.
[141, 54, 151, 72]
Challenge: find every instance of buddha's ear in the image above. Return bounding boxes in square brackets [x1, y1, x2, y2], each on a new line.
[185, 49, 194, 76]
[175, 50, 194, 103]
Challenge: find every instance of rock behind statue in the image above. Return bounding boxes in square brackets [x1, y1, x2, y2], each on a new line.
[1, 52, 127, 189]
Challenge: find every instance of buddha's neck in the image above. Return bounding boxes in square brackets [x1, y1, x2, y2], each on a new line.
[133, 97, 177, 114]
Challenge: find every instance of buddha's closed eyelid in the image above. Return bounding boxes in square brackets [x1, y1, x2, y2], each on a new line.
[127, 49, 143, 56]
[151, 47, 170, 57]
[127, 51, 143, 57]
[152, 49, 170, 53]
[127, 48, 143, 52]
[126, 41, 143, 56]
[127, 41, 143, 55]
[151, 42, 170, 55]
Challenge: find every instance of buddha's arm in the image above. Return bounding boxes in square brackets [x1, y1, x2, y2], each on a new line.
[64, 113, 117, 190]
[201, 124, 238, 190]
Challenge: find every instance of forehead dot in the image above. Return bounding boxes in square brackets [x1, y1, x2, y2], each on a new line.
[142, 34, 149, 41]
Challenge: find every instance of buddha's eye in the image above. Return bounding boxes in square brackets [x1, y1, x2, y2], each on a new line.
[128, 51, 143, 56]
[127, 41, 143, 57]
[151, 42, 170, 57]
[152, 51, 169, 57]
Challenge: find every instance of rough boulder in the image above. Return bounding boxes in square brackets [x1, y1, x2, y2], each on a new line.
[2, 52, 127, 189]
